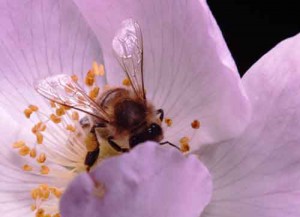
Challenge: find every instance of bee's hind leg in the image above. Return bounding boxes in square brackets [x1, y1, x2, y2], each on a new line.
[156, 109, 164, 121]
[108, 136, 129, 153]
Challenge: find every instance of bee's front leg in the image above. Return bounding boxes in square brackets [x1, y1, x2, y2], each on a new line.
[108, 136, 129, 153]
[84, 123, 106, 171]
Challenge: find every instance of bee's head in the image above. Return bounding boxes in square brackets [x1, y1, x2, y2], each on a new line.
[129, 123, 163, 148]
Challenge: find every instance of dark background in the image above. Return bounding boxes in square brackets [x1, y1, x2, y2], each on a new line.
[207, 1, 299, 76]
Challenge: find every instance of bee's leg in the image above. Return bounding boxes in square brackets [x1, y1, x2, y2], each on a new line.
[84, 123, 107, 171]
[85, 147, 100, 171]
[160, 141, 180, 150]
[108, 136, 129, 153]
[156, 109, 164, 121]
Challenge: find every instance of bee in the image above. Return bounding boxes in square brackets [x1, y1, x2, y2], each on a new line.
[35, 19, 176, 171]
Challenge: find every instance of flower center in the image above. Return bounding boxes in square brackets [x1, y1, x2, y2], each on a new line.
[10, 61, 201, 216]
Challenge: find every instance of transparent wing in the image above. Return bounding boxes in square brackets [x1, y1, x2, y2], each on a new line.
[35, 74, 110, 122]
[112, 18, 146, 102]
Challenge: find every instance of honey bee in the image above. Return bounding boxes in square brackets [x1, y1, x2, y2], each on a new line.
[35, 19, 176, 170]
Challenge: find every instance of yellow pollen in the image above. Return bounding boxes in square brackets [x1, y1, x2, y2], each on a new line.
[40, 165, 50, 175]
[31, 204, 37, 211]
[92, 61, 105, 76]
[165, 118, 173, 127]
[30, 148, 37, 158]
[36, 132, 44, 144]
[37, 153, 47, 163]
[191, 120, 200, 129]
[24, 108, 33, 118]
[85, 70, 96, 86]
[71, 74, 79, 82]
[44, 214, 51, 217]
[53, 214, 61, 217]
[31, 189, 39, 200]
[50, 187, 62, 198]
[122, 77, 131, 86]
[29, 105, 39, 112]
[50, 100, 56, 108]
[71, 111, 79, 121]
[19, 145, 30, 156]
[32, 122, 47, 134]
[50, 114, 61, 124]
[66, 124, 76, 132]
[35, 208, 44, 217]
[180, 143, 190, 153]
[55, 107, 65, 116]
[85, 133, 98, 151]
[89, 86, 100, 99]
[23, 164, 33, 171]
[12, 140, 25, 148]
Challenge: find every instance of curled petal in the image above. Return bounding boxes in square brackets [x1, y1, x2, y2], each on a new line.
[61, 142, 212, 217]
[197, 34, 300, 217]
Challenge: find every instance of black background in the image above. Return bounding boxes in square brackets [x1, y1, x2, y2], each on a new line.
[207, 1, 299, 76]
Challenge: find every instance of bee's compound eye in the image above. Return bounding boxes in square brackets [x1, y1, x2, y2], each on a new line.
[129, 135, 143, 148]
[147, 123, 162, 136]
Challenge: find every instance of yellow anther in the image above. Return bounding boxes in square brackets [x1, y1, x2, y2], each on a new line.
[31, 189, 39, 200]
[53, 213, 61, 217]
[36, 132, 44, 144]
[93, 61, 105, 76]
[44, 214, 51, 217]
[179, 136, 190, 144]
[37, 153, 47, 163]
[35, 208, 44, 217]
[50, 100, 56, 108]
[165, 118, 173, 127]
[31, 204, 37, 211]
[55, 107, 65, 116]
[30, 148, 37, 158]
[41, 189, 50, 200]
[24, 108, 33, 118]
[23, 164, 33, 171]
[71, 111, 79, 121]
[85, 133, 98, 151]
[40, 165, 50, 175]
[180, 143, 190, 153]
[39, 184, 49, 191]
[61, 104, 71, 110]
[122, 77, 131, 86]
[32, 122, 47, 134]
[85, 70, 96, 86]
[89, 86, 100, 99]
[51, 187, 62, 198]
[71, 74, 79, 82]
[66, 125, 76, 132]
[191, 120, 200, 129]
[50, 114, 61, 124]
[29, 105, 39, 112]
[12, 140, 25, 148]
[19, 146, 30, 156]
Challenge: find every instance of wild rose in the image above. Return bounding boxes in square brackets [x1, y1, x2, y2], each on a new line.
[0, 0, 299, 217]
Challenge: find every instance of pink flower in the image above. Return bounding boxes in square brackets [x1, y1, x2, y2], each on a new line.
[0, 0, 298, 217]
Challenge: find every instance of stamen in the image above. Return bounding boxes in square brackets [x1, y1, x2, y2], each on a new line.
[165, 118, 173, 127]
[122, 77, 131, 86]
[12, 140, 25, 148]
[24, 108, 33, 118]
[85, 70, 96, 86]
[37, 153, 47, 164]
[66, 125, 76, 132]
[50, 100, 56, 108]
[179, 136, 190, 153]
[29, 105, 39, 112]
[50, 114, 62, 124]
[23, 164, 33, 171]
[56, 107, 66, 116]
[89, 86, 100, 100]
[191, 120, 200, 129]
[85, 133, 98, 151]
[30, 148, 37, 158]
[36, 132, 44, 144]
[31, 204, 37, 211]
[19, 145, 30, 156]
[92, 61, 105, 76]
[71, 111, 79, 121]
[40, 165, 50, 175]
[71, 74, 79, 82]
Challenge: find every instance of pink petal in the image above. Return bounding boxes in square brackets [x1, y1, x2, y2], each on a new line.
[197, 34, 300, 217]
[0, 0, 103, 122]
[60, 142, 212, 217]
[73, 0, 251, 148]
